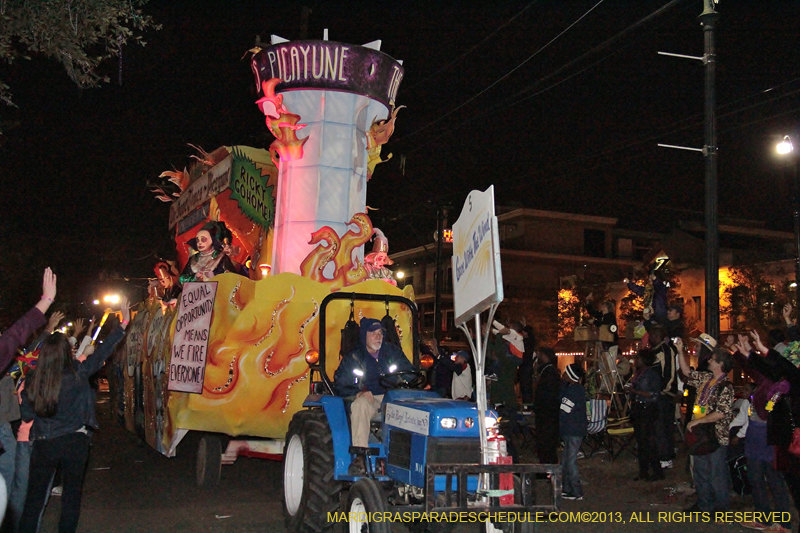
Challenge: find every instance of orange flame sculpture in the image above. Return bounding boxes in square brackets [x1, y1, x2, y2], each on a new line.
[256, 79, 308, 167]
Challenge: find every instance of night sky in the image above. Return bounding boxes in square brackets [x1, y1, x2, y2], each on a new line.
[1, 0, 798, 322]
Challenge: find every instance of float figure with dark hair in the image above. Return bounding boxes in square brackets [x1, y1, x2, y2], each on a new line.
[179, 221, 243, 283]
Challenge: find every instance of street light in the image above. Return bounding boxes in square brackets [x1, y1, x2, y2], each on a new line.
[777, 135, 799, 302]
[778, 135, 794, 155]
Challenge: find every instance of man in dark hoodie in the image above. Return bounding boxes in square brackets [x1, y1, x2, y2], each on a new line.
[533, 347, 561, 464]
[333, 317, 415, 474]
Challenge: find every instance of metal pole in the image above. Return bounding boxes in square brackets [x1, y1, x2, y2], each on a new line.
[434, 206, 444, 344]
[700, 1, 719, 339]
[793, 156, 800, 304]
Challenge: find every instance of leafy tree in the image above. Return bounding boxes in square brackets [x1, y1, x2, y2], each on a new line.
[0, 0, 159, 123]
[558, 288, 580, 339]
[720, 265, 791, 332]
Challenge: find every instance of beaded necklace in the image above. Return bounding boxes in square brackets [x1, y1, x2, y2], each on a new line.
[696, 373, 724, 408]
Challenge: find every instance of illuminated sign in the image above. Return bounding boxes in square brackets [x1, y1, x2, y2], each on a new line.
[252, 40, 404, 108]
[443, 229, 453, 243]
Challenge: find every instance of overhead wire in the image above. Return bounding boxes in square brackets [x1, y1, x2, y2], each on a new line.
[398, 0, 607, 141]
[396, 0, 691, 155]
[393, 0, 799, 185]
[404, 0, 541, 92]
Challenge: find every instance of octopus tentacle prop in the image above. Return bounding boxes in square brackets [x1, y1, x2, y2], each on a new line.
[299, 227, 340, 281]
[334, 213, 373, 286]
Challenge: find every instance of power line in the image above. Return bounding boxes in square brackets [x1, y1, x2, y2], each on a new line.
[396, 0, 689, 156]
[399, 0, 607, 142]
[405, 1, 541, 92]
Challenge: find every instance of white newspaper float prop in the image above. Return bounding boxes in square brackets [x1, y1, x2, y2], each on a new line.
[451, 185, 503, 469]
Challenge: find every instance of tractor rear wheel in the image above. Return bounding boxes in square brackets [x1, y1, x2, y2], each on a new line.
[283, 409, 343, 533]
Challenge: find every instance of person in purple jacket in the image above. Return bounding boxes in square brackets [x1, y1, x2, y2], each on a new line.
[0, 269, 57, 372]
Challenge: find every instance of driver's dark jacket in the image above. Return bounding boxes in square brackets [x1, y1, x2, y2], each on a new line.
[333, 342, 414, 397]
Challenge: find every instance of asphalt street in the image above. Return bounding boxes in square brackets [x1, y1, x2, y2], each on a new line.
[33, 390, 791, 533]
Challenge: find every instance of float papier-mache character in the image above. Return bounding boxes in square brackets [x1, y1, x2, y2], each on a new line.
[180, 221, 245, 284]
[363, 228, 396, 285]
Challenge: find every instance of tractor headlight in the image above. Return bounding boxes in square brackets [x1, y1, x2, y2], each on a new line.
[440, 417, 457, 429]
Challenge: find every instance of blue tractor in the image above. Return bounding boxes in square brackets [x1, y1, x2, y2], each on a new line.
[282, 292, 561, 533]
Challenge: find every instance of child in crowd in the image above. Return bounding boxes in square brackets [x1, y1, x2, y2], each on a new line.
[559, 363, 587, 500]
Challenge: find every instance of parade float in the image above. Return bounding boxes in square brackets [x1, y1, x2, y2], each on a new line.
[120, 35, 410, 485]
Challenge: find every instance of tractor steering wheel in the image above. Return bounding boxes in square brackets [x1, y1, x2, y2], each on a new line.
[379, 369, 426, 389]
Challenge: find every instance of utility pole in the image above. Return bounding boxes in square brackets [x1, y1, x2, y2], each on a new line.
[700, 0, 719, 340]
[434, 205, 450, 344]
[299, 7, 311, 40]
[657, 1, 720, 339]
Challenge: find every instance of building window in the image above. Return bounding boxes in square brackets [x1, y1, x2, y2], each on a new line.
[617, 238, 633, 259]
[693, 296, 702, 322]
[584, 229, 605, 258]
[443, 266, 452, 294]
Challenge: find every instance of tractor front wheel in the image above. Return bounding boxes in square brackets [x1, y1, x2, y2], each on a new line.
[346, 478, 389, 533]
[283, 409, 343, 533]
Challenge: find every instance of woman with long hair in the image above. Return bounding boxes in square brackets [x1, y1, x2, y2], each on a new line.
[18, 298, 129, 533]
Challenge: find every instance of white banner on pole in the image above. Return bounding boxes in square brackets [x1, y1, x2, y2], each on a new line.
[451, 186, 504, 326]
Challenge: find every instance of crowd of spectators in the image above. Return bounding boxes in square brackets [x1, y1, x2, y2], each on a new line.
[0, 269, 128, 533]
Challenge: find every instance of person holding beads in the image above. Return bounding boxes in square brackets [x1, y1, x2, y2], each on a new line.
[676, 337, 735, 514]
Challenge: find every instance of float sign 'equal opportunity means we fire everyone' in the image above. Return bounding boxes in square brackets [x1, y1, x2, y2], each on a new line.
[168, 282, 218, 394]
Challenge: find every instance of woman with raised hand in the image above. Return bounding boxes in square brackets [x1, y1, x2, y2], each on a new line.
[0, 268, 57, 371]
[18, 297, 130, 533]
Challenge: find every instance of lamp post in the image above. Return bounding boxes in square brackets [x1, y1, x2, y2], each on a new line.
[777, 135, 800, 302]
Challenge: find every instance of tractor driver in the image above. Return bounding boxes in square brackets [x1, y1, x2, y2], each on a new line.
[333, 317, 415, 475]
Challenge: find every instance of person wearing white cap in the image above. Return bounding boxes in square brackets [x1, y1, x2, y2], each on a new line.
[559, 363, 587, 500]
[682, 332, 719, 434]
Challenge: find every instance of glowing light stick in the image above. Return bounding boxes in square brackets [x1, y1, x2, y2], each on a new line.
[92, 310, 112, 343]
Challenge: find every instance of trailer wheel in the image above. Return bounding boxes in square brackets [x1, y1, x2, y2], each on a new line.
[346, 478, 388, 533]
[283, 409, 342, 533]
[196, 434, 222, 488]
